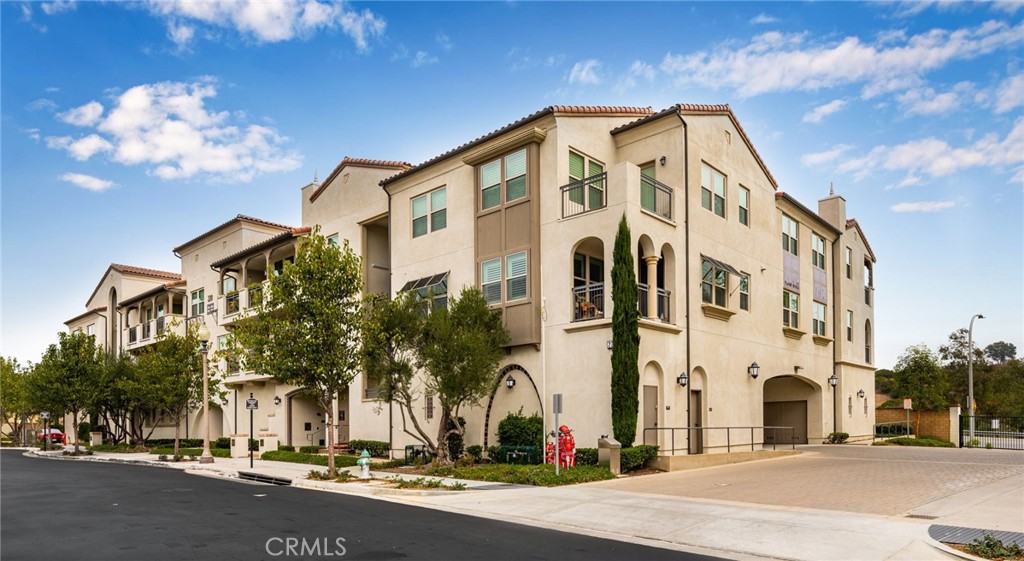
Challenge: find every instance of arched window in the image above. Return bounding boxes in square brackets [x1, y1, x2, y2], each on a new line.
[865, 320, 872, 364]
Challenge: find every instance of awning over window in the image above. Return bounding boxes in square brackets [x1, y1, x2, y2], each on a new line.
[400, 272, 448, 293]
[700, 255, 741, 276]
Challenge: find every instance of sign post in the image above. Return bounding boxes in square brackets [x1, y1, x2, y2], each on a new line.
[553, 394, 563, 477]
[40, 411, 50, 451]
[903, 398, 912, 436]
[246, 394, 258, 468]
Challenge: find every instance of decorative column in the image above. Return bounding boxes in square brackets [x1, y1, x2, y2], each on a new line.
[644, 255, 660, 319]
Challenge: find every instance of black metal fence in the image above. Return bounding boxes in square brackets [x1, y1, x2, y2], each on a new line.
[960, 415, 1024, 450]
[642, 426, 796, 455]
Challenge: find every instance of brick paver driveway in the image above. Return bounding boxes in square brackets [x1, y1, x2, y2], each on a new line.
[590, 445, 1024, 515]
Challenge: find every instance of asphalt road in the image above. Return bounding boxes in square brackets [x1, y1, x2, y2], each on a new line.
[0, 451, 718, 561]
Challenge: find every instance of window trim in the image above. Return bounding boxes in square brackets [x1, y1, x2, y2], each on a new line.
[845, 247, 852, 279]
[782, 214, 799, 256]
[738, 186, 750, 226]
[739, 273, 750, 311]
[190, 288, 205, 317]
[700, 163, 727, 218]
[846, 310, 853, 342]
[479, 148, 529, 212]
[812, 302, 827, 336]
[783, 290, 799, 328]
[505, 251, 528, 302]
[412, 186, 447, 238]
[701, 258, 728, 307]
[811, 233, 826, 270]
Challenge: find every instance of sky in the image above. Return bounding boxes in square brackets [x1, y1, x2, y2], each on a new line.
[2, 1, 1022, 370]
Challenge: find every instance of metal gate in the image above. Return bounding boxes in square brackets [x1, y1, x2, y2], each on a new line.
[960, 415, 1024, 450]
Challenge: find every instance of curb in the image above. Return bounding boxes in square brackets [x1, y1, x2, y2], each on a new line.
[926, 540, 987, 561]
[24, 449, 239, 479]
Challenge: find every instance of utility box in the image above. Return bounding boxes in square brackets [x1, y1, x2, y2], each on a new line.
[598, 436, 622, 475]
[258, 433, 278, 454]
[89, 432, 104, 446]
[230, 434, 250, 458]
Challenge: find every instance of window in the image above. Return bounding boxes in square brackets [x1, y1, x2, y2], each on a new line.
[864, 260, 873, 306]
[701, 258, 728, 307]
[812, 234, 826, 269]
[481, 258, 502, 304]
[570, 151, 604, 183]
[813, 302, 826, 336]
[86, 324, 96, 336]
[273, 258, 293, 277]
[481, 148, 527, 210]
[738, 186, 750, 226]
[865, 321, 872, 363]
[412, 187, 447, 238]
[739, 274, 750, 311]
[327, 234, 340, 247]
[401, 272, 449, 312]
[845, 247, 852, 279]
[506, 251, 528, 301]
[782, 214, 798, 255]
[222, 276, 236, 295]
[701, 163, 726, 217]
[424, 392, 434, 420]
[783, 290, 799, 328]
[573, 253, 605, 321]
[847, 310, 853, 341]
[640, 163, 656, 212]
[191, 289, 205, 316]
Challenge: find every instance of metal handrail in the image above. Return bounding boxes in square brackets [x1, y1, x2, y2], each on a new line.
[561, 172, 607, 218]
[572, 283, 604, 321]
[637, 283, 671, 323]
[640, 174, 673, 220]
[642, 426, 797, 455]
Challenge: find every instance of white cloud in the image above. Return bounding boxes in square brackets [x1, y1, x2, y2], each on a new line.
[45, 79, 302, 183]
[802, 99, 846, 124]
[838, 117, 1024, 183]
[40, 1, 77, 15]
[411, 51, 438, 68]
[897, 82, 973, 116]
[145, 0, 386, 51]
[27, 98, 58, 112]
[992, 1, 1024, 14]
[23, 128, 41, 142]
[801, 144, 853, 167]
[994, 74, 1024, 114]
[57, 101, 105, 126]
[568, 59, 602, 85]
[60, 172, 116, 192]
[436, 32, 453, 52]
[890, 200, 957, 213]
[615, 61, 656, 93]
[750, 13, 779, 25]
[659, 20, 1024, 98]
[45, 86, 61, 93]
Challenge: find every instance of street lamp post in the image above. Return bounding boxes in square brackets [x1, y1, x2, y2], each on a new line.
[197, 323, 214, 464]
[967, 314, 985, 443]
[828, 374, 838, 434]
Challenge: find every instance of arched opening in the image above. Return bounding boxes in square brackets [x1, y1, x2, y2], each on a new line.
[659, 243, 675, 323]
[286, 389, 323, 447]
[636, 235, 658, 320]
[483, 365, 542, 448]
[108, 287, 118, 353]
[865, 320, 872, 364]
[689, 367, 707, 454]
[640, 361, 663, 446]
[571, 237, 605, 322]
[762, 375, 823, 445]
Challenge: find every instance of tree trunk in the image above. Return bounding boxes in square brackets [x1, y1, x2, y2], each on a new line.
[323, 392, 336, 478]
[72, 411, 80, 454]
[434, 405, 453, 464]
[173, 411, 181, 458]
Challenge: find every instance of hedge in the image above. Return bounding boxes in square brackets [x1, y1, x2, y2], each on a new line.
[497, 411, 543, 448]
[426, 463, 615, 486]
[348, 440, 389, 457]
[149, 448, 230, 458]
[620, 445, 658, 471]
[574, 448, 598, 466]
[260, 450, 359, 467]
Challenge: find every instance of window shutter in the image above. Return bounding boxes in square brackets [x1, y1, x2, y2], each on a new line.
[589, 161, 604, 178]
[412, 195, 427, 219]
[430, 188, 446, 211]
[481, 160, 501, 188]
[569, 152, 585, 180]
[505, 149, 526, 179]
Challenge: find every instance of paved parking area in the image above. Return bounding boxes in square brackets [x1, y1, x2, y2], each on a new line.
[589, 445, 1024, 517]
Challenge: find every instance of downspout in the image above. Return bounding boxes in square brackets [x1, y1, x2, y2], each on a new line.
[831, 236, 839, 434]
[383, 180, 395, 459]
[675, 110, 691, 452]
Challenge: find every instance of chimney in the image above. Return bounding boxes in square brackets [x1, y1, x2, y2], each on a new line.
[818, 181, 846, 230]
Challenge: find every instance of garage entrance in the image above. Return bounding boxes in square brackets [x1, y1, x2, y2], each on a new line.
[763, 374, 822, 445]
[763, 401, 807, 444]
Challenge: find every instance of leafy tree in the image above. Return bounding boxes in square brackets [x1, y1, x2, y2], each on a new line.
[874, 368, 896, 396]
[31, 331, 104, 453]
[230, 230, 363, 477]
[974, 359, 1024, 417]
[893, 345, 950, 416]
[939, 328, 989, 408]
[985, 341, 1017, 363]
[1, 357, 33, 445]
[611, 214, 640, 447]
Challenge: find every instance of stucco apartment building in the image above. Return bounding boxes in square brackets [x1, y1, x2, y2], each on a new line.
[65, 103, 876, 456]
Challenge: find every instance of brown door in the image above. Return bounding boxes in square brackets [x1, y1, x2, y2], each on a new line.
[689, 390, 703, 454]
[763, 401, 808, 445]
[643, 385, 658, 445]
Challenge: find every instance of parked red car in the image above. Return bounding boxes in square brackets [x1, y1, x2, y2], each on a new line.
[38, 429, 67, 445]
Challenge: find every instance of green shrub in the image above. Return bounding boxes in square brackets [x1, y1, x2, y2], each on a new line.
[307, 469, 332, 480]
[150, 448, 230, 458]
[278, 445, 295, 452]
[827, 432, 850, 444]
[497, 410, 544, 448]
[371, 458, 404, 469]
[260, 450, 358, 467]
[466, 445, 483, 463]
[425, 463, 614, 486]
[215, 438, 231, 449]
[620, 445, 658, 472]
[147, 439, 204, 448]
[966, 534, 1024, 559]
[486, 445, 500, 460]
[574, 448, 598, 466]
[348, 440, 389, 457]
[446, 417, 466, 460]
[495, 445, 542, 465]
[299, 446, 322, 454]
[78, 422, 92, 442]
[883, 437, 954, 448]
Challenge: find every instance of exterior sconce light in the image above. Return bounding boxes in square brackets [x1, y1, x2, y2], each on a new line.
[748, 362, 760, 379]
[505, 375, 516, 389]
[273, 396, 282, 405]
[221, 398, 229, 406]
[659, 156, 667, 166]
[857, 389, 866, 399]
[828, 374, 838, 388]
[676, 372, 689, 387]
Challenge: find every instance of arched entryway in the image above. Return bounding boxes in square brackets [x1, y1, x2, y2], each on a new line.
[640, 361, 663, 446]
[483, 365, 542, 448]
[286, 389, 323, 447]
[762, 375, 823, 445]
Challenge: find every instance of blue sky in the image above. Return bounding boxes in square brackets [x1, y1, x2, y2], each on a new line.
[2, 1, 1022, 369]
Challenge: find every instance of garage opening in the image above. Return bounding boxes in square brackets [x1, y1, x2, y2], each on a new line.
[763, 375, 821, 445]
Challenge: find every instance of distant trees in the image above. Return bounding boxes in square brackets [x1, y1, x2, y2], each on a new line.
[32, 331, 104, 453]
[985, 341, 1017, 363]
[892, 345, 949, 411]
[1, 357, 32, 445]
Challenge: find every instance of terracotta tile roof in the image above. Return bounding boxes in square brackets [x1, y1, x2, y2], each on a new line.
[117, 280, 189, 309]
[846, 219, 877, 263]
[210, 227, 312, 270]
[309, 157, 412, 203]
[775, 192, 842, 236]
[380, 105, 654, 188]
[64, 306, 107, 326]
[86, 263, 182, 307]
[611, 104, 779, 190]
[173, 214, 293, 254]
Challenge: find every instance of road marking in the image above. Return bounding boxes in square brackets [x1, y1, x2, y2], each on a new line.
[254, 494, 267, 497]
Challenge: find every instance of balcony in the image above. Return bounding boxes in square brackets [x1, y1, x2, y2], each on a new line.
[572, 283, 605, 322]
[638, 283, 671, 323]
[561, 173, 607, 218]
[218, 282, 270, 326]
[123, 315, 186, 351]
[640, 175, 673, 221]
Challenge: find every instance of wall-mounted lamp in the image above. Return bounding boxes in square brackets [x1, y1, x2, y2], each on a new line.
[857, 389, 866, 399]
[221, 398, 229, 406]
[659, 156, 667, 166]
[606, 340, 613, 350]
[828, 374, 838, 388]
[505, 375, 516, 389]
[748, 362, 760, 379]
[273, 396, 282, 405]
[676, 372, 689, 387]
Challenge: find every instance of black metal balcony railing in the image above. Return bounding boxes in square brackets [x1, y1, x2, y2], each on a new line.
[572, 283, 605, 322]
[225, 293, 240, 315]
[128, 326, 137, 344]
[156, 316, 165, 335]
[640, 175, 673, 220]
[141, 321, 152, 340]
[561, 173, 607, 218]
[638, 283, 672, 323]
[248, 285, 263, 308]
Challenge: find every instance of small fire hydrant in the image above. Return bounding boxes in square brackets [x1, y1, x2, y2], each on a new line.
[357, 449, 372, 479]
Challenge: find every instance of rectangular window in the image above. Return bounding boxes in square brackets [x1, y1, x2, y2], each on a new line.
[480, 160, 501, 210]
[813, 302, 827, 336]
[783, 290, 799, 328]
[481, 149, 528, 210]
[738, 186, 750, 226]
[700, 163, 726, 217]
[845, 247, 852, 279]
[740, 274, 750, 311]
[812, 234, 826, 269]
[424, 392, 434, 420]
[701, 258, 728, 307]
[273, 258, 293, 277]
[481, 258, 502, 304]
[782, 214, 798, 255]
[86, 323, 96, 336]
[327, 234, 340, 247]
[412, 187, 447, 238]
[222, 277, 236, 294]
[505, 149, 527, 202]
[847, 310, 853, 341]
[191, 289, 205, 316]
[569, 151, 605, 209]
[403, 272, 449, 312]
[505, 251, 528, 301]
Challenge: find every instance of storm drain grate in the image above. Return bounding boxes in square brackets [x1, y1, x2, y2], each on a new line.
[238, 471, 292, 486]
[929, 525, 1024, 547]
[905, 514, 938, 520]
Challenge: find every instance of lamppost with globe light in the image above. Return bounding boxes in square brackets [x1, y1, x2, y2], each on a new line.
[196, 322, 215, 464]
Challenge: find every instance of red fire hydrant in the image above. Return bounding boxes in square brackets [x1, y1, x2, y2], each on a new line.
[546, 425, 576, 468]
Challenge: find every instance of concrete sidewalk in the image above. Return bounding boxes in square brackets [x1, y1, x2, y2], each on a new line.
[27, 448, 999, 560]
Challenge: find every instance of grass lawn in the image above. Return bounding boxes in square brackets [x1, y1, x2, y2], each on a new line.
[872, 436, 955, 447]
[149, 447, 231, 458]
[425, 463, 615, 486]
[260, 450, 359, 467]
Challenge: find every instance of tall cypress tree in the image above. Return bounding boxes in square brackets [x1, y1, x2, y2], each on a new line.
[611, 214, 640, 446]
